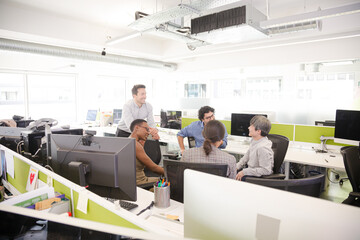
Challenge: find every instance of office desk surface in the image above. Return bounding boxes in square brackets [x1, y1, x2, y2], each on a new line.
[156, 131, 345, 171]
[129, 187, 184, 237]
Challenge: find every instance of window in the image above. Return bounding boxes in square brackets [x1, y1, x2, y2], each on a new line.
[0, 73, 25, 119]
[27, 74, 77, 123]
[184, 83, 206, 98]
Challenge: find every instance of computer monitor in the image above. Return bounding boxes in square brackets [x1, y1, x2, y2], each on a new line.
[86, 110, 98, 122]
[112, 109, 122, 124]
[184, 170, 360, 239]
[334, 109, 360, 146]
[49, 134, 137, 201]
[231, 113, 268, 136]
[163, 159, 227, 203]
[160, 110, 182, 130]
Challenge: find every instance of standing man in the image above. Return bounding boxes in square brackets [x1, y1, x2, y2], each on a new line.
[177, 106, 228, 155]
[116, 84, 159, 139]
[129, 119, 164, 186]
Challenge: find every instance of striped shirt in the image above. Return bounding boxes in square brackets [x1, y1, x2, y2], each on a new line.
[181, 145, 237, 179]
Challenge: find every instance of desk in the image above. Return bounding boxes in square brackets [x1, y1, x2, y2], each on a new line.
[156, 130, 345, 179]
[74, 125, 345, 179]
[129, 187, 184, 236]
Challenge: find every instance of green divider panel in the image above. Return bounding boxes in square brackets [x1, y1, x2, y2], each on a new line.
[219, 120, 231, 134]
[7, 156, 30, 194]
[181, 117, 198, 128]
[294, 125, 343, 145]
[269, 124, 294, 141]
[72, 190, 144, 230]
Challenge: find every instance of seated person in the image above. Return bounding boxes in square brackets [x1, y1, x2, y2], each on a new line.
[129, 119, 164, 186]
[236, 115, 274, 181]
[181, 120, 236, 179]
[177, 106, 228, 155]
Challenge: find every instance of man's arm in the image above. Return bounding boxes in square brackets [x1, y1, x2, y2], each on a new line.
[219, 129, 228, 149]
[177, 136, 186, 155]
[136, 142, 164, 175]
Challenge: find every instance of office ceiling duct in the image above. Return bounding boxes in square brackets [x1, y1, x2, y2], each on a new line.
[0, 38, 177, 71]
[190, 4, 268, 44]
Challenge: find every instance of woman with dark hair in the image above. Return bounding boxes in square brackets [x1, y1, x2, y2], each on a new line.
[181, 120, 236, 179]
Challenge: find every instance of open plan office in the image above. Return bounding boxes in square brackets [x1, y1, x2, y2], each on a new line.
[0, 0, 360, 239]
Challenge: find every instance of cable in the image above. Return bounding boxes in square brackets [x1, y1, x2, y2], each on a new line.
[16, 140, 24, 154]
[58, 136, 83, 165]
[44, 165, 54, 172]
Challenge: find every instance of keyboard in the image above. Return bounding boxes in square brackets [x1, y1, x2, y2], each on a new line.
[106, 198, 138, 211]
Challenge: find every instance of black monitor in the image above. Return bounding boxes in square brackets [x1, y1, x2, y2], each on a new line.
[49, 134, 137, 201]
[86, 110, 98, 121]
[160, 110, 182, 130]
[231, 113, 268, 137]
[112, 109, 122, 124]
[163, 159, 227, 203]
[334, 109, 360, 146]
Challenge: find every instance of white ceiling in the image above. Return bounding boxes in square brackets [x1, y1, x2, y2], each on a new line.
[0, 0, 360, 64]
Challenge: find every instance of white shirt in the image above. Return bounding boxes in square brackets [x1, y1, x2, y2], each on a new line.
[117, 99, 155, 132]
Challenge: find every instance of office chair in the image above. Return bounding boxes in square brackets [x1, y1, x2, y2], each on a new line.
[340, 146, 360, 207]
[246, 174, 325, 197]
[187, 136, 196, 148]
[163, 159, 228, 203]
[143, 139, 162, 176]
[247, 134, 289, 180]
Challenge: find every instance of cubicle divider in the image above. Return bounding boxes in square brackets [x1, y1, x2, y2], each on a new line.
[0, 145, 145, 231]
[181, 117, 345, 146]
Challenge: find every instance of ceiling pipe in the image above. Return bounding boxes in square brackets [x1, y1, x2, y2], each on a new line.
[0, 38, 177, 71]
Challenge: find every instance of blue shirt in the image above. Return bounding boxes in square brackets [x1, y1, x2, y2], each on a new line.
[177, 120, 228, 149]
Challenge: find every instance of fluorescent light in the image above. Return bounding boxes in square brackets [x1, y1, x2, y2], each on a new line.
[322, 60, 354, 66]
[106, 32, 141, 45]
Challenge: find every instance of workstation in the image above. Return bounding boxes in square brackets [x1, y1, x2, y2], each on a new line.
[1, 0, 360, 239]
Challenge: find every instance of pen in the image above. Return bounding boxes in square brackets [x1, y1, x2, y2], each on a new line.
[325, 159, 328, 163]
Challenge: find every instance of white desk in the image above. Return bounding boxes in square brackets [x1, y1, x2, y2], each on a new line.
[128, 187, 184, 237]
[156, 131, 345, 179]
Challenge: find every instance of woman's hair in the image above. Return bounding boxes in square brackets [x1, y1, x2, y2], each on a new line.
[202, 120, 225, 156]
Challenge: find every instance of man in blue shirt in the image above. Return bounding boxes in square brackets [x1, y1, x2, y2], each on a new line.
[177, 106, 228, 154]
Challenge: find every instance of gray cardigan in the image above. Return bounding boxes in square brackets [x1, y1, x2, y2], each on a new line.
[236, 137, 274, 177]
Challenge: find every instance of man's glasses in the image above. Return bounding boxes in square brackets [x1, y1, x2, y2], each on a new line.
[139, 126, 150, 132]
[204, 114, 215, 120]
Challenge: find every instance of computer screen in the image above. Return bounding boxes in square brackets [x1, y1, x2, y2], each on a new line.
[184, 170, 360, 240]
[160, 110, 182, 130]
[86, 110, 98, 122]
[49, 134, 137, 201]
[334, 109, 360, 146]
[113, 109, 122, 124]
[231, 113, 268, 136]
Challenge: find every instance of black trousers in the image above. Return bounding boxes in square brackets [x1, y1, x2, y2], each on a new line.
[116, 128, 131, 137]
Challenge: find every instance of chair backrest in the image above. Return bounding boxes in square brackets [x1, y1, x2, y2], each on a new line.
[341, 146, 360, 193]
[267, 134, 289, 174]
[246, 174, 325, 197]
[163, 159, 228, 203]
[187, 136, 196, 148]
[143, 139, 161, 165]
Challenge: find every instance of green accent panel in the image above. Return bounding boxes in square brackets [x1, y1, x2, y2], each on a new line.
[181, 117, 198, 128]
[72, 190, 144, 230]
[295, 125, 337, 144]
[38, 171, 47, 183]
[7, 156, 30, 194]
[219, 120, 231, 134]
[53, 179, 72, 200]
[269, 124, 294, 141]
